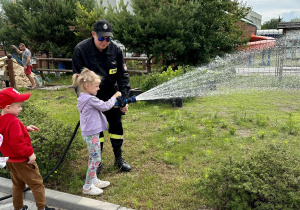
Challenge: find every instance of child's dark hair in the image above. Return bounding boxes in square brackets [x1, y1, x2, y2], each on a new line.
[72, 68, 102, 93]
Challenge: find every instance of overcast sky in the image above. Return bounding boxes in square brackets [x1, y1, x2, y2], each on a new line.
[239, 0, 300, 23]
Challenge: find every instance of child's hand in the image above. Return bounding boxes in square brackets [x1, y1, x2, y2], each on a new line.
[113, 91, 122, 99]
[26, 125, 40, 132]
[28, 153, 36, 164]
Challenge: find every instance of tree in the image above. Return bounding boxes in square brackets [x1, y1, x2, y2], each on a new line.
[0, 0, 95, 57]
[105, 0, 185, 71]
[290, 17, 300, 22]
[261, 17, 283, 29]
[73, 1, 106, 39]
[104, 0, 249, 70]
[73, 0, 249, 69]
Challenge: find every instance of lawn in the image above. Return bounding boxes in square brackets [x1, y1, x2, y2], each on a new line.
[11, 74, 300, 209]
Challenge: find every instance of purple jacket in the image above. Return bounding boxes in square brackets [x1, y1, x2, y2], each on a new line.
[77, 92, 117, 136]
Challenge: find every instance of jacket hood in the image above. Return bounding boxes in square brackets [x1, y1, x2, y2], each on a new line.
[77, 93, 93, 112]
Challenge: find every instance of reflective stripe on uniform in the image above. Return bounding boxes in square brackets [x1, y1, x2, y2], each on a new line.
[109, 68, 117, 74]
[109, 133, 123, 140]
[99, 137, 104, 143]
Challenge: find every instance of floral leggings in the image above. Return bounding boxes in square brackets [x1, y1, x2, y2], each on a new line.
[83, 134, 101, 186]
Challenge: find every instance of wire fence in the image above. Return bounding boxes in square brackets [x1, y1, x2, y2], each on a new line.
[234, 30, 300, 79]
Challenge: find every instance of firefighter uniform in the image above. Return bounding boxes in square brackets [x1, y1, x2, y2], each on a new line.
[72, 30, 131, 172]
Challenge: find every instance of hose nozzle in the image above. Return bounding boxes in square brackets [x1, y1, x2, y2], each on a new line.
[115, 95, 136, 107]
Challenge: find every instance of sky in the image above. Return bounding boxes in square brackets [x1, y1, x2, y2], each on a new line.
[239, 0, 300, 23]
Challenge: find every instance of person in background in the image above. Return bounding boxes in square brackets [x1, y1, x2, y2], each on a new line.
[11, 43, 36, 89]
[0, 88, 54, 210]
[72, 20, 132, 172]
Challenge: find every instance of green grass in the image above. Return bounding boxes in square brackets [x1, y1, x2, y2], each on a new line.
[41, 72, 74, 86]
[14, 75, 300, 209]
[27, 87, 79, 126]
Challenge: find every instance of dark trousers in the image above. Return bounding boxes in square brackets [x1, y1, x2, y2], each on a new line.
[102, 108, 124, 153]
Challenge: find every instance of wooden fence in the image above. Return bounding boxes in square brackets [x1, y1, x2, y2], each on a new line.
[0, 54, 16, 88]
[36, 58, 72, 80]
[36, 57, 149, 80]
[124, 57, 148, 74]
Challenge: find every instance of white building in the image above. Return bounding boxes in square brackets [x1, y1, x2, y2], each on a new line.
[246, 10, 262, 30]
[97, 0, 133, 13]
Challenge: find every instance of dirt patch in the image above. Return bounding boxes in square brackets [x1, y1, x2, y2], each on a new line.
[279, 105, 300, 112]
[0, 58, 36, 88]
[236, 129, 252, 137]
[38, 85, 72, 90]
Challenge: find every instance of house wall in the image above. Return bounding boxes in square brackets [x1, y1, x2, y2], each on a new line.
[235, 22, 257, 40]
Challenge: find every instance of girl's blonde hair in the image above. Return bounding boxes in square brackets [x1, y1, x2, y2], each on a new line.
[72, 68, 102, 93]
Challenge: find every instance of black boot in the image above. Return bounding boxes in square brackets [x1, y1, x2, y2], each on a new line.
[115, 156, 131, 172]
[96, 142, 104, 175]
[113, 148, 131, 172]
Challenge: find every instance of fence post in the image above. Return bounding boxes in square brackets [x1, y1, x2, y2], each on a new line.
[142, 60, 146, 72]
[38, 59, 45, 80]
[7, 54, 16, 88]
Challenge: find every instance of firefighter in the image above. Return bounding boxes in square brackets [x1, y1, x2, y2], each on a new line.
[72, 20, 131, 172]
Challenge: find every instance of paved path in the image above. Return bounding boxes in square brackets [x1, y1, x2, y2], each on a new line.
[0, 177, 132, 210]
[0, 192, 63, 210]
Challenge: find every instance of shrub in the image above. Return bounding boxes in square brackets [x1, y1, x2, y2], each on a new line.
[167, 111, 187, 133]
[126, 60, 143, 70]
[255, 114, 269, 127]
[281, 113, 300, 135]
[197, 144, 300, 209]
[140, 65, 192, 91]
[0, 102, 83, 180]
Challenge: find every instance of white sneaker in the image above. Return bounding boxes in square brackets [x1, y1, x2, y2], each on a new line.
[82, 185, 103, 195]
[94, 179, 110, 189]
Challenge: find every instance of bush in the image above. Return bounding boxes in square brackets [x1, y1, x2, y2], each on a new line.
[126, 60, 143, 70]
[140, 65, 192, 91]
[197, 144, 300, 209]
[0, 102, 83, 180]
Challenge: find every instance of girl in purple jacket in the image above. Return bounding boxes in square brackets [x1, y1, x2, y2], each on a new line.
[72, 68, 121, 195]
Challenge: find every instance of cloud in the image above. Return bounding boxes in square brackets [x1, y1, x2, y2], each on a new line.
[261, 9, 300, 23]
[240, 0, 300, 23]
[281, 10, 300, 21]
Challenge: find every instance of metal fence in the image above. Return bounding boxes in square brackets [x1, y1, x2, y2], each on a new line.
[234, 30, 300, 79]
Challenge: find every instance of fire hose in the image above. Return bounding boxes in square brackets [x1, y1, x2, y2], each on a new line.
[0, 121, 80, 201]
[0, 95, 136, 201]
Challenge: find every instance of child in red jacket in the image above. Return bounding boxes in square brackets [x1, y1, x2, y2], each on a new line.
[0, 88, 54, 210]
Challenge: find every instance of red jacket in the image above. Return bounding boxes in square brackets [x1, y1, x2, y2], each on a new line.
[0, 114, 33, 162]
